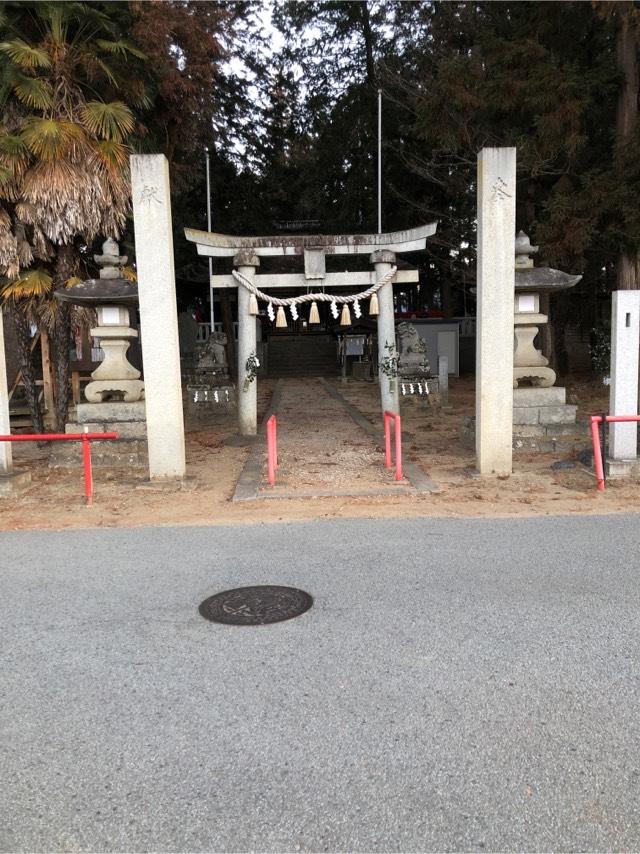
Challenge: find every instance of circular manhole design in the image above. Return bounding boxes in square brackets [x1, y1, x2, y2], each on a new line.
[199, 585, 313, 626]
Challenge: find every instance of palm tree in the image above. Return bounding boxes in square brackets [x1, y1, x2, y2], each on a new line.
[0, 2, 145, 430]
[1, 268, 54, 433]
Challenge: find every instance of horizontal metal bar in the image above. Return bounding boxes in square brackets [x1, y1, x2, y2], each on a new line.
[0, 433, 119, 441]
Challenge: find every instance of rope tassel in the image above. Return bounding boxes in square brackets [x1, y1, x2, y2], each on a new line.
[276, 306, 287, 328]
[309, 301, 320, 324]
[248, 293, 259, 316]
[369, 292, 379, 316]
[340, 303, 351, 326]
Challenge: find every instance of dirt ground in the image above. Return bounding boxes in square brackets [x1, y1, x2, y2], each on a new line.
[258, 378, 411, 496]
[2, 373, 639, 532]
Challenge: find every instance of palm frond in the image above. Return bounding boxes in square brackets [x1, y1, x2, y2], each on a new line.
[0, 164, 19, 194]
[20, 118, 85, 159]
[42, 3, 68, 47]
[1, 268, 53, 300]
[90, 138, 129, 169]
[81, 101, 134, 142]
[96, 39, 147, 60]
[86, 55, 118, 86]
[0, 40, 51, 70]
[13, 75, 52, 110]
[0, 134, 30, 167]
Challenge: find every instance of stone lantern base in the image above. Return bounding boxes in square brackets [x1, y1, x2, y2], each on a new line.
[49, 401, 148, 469]
[462, 387, 587, 453]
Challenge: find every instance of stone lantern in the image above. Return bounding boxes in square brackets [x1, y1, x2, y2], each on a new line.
[52, 238, 147, 469]
[512, 231, 582, 445]
[56, 239, 144, 403]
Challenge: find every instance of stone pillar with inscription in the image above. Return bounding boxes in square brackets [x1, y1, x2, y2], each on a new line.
[131, 154, 186, 480]
[476, 147, 516, 476]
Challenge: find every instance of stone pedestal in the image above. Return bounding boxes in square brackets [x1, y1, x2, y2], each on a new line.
[50, 402, 148, 468]
[186, 384, 236, 420]
[513, 387, 576, 425]
[512, 387, 581, 450]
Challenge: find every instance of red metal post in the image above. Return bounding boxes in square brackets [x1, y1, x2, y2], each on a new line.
[383, 410, 403, 481]
[82, 434, 93, 505]
[384, 412, 392, 469]
[590, 416, 605, 492]
[267, 415, 277, 486]
[394, 413, 403, 481]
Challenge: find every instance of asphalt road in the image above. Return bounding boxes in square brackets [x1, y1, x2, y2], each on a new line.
[2, 515, 640, 853]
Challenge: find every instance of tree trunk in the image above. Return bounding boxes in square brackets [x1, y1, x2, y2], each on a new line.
[616, 3, 640, 290]
[219, 291, 236, 381]
[360, 1, 376, 88]
[8, 306, 44, 433]
[52, 243, 77, 430]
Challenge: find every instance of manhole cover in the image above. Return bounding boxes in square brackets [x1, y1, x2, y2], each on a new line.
[199, 585, 313, 625]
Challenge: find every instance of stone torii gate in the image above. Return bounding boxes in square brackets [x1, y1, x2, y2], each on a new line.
[185, 225, 437, 435]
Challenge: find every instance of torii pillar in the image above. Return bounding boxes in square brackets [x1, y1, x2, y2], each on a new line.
[235, 251, 259, 436]
[372, 250, 400, 415]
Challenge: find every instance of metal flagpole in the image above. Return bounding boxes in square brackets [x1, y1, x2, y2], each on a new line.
[377, 88, 382, 234]
[205, 146, 214, 332]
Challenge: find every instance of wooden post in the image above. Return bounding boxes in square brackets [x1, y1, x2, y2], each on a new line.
[0, 309, 13, 473]
[40, 330, 55, 427]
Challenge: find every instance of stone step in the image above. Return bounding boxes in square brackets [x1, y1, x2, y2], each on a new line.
[513, 404, 577, 425]
[513, 422, 585, 439]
